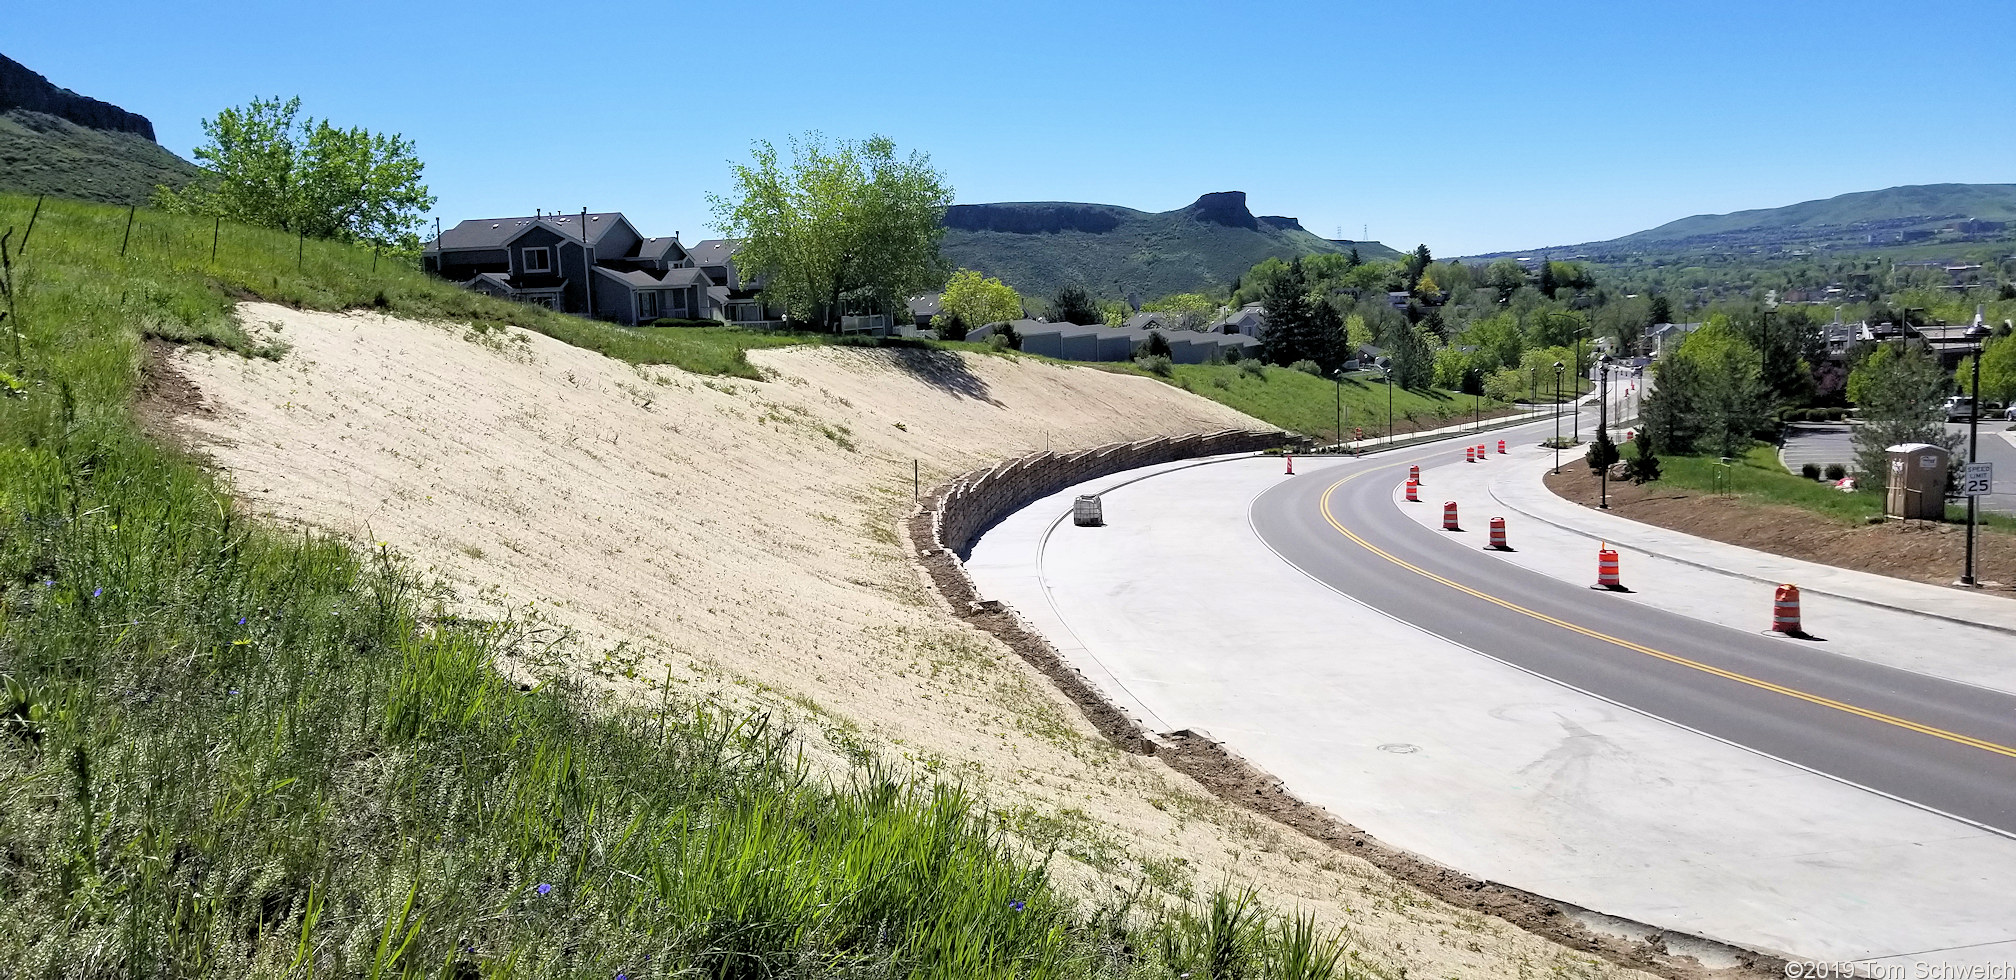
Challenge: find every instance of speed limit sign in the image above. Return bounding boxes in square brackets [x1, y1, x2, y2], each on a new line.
[1962, 462, 1994, 497]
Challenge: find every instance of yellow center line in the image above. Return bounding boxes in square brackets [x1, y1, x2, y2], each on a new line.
[1316, 464, 2016, 761]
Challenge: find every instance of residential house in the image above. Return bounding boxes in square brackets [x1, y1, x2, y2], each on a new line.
[1207, 303, 1267, 337]
[423, 212, 771, 326]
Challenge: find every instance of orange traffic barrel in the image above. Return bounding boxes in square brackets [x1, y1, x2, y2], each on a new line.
[1486, 517, 1511, 551]
[1405, 479, 1420, 502]
[1771, 584, 1803, 636]
[1594, 547, 1625, 590]
[1443, 501, 1460, 531]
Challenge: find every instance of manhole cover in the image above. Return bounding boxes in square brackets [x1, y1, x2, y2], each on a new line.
[1376, 743, 1420, 754]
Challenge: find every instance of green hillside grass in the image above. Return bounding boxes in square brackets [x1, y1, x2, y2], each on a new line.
[0, 195, 1352, 976]
[1108, 361, 1539, 443]
[0, 109, 203, 208]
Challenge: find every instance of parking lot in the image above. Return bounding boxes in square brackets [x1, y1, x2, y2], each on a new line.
[1780, 420, 2016, 516]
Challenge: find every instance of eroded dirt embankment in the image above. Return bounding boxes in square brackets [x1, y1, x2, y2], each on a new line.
[167, 303, 1665, 980]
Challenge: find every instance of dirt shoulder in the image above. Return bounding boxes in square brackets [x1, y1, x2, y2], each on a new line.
[1544, 467, 2016, 593]
[166, 303, 1668, 980]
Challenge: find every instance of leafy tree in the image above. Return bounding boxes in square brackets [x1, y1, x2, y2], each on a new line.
[1964, 333, 2016, 403]
[709, 133, 952, 328]
[1640, 316, 1769, 458]
[1648, 295, 1675, 327]
[1485, 260, 1527, 303]
[154, 96, 434, 249]
[1344, 313, 1373, 353]
[1537, 260, 1559, 299]
[1461, 312, 1524, 374]
[1144, 330, 1172, 358]
[1414, 270, 1441, 301]
[1849, 342, 1961, 478]
[1406, 244, 1433, 289]
[1050, 285, 1101, 326]
[1375, 319, 1435, 390]
[1142, 292, 1223, 331]
[936, 269, 1021, 335]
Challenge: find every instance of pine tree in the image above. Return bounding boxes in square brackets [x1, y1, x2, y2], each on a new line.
[1629, 430, 1662, 484]
[1588, 426, 1620, 473]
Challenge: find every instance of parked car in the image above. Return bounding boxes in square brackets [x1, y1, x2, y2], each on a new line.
[2005, 404, 2016, 422]
[1944, 396, 1975, 421]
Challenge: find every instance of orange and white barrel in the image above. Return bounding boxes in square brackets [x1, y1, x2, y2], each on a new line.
[1771, 584, 1802, 635]
[1405, 479, 1420, 502]
[1497, 440, 1507, 454]
[1443, 501, 1460, 531]
[1487, 517, 1509, 550]
[1595, 548, 1623, 589]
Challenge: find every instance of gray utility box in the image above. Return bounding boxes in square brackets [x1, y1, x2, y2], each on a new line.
[1885, 442, 1951, 520]
[1073, 494, 1104, 527]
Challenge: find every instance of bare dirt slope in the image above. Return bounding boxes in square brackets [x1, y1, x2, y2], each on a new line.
[171, 303, 1647, 980]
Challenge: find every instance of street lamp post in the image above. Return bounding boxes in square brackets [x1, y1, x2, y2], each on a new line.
[1598, 353, 1613, 509]
[1334, 369, 1342, 451]
[1962, 321, 1991, 586]
[1552, 360, 1565, 474]
[1384, 365, 1395, 445]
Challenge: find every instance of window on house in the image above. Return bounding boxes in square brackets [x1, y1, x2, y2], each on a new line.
[638, 291, 659, 320]
[521, 247, 551, 273]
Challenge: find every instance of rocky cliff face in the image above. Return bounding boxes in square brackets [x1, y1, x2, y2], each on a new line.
[0, 53, 157, 140]
[1181, 191, 1258, 229]
[942, 202, 1128, 235]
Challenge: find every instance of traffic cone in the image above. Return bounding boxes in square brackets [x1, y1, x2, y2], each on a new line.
[1497, 440, 1507, 454]
[1405, 478, 1420, 502]
[1284, 454, 1294, 476]
[1442, 501, 1460, 531]
[1771, 584, 1806, 637]
[1486, 517, 1512, 551]
[1593, 545, 1627, 591]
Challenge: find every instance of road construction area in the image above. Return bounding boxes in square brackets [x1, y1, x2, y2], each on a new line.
[966, 409, 2016, 973]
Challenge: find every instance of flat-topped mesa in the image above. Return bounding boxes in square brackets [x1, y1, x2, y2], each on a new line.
[1183, 191, 1258, 229]
[0, 53, 157, 140]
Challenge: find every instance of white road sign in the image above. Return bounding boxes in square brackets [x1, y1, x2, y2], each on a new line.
[1961, 461, 1994, 497]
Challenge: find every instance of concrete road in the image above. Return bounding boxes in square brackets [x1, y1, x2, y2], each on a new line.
[1251, 440, 2016, 833]
[1782, 420, 2016, 515]
[967, 410, 2016, 967]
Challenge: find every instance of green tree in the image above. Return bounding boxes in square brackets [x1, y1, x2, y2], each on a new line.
[1485, 259, 1527, 303]
[1587, 426, 1620, 473]
[1050, 285, 1101, 326]
[154, 96, 434, 249]
[1259, 259, 1318, 366]
[1344, 313, 1373, 353]
[1963, 333, 2016, 403]
[1640, 316, 1769, 458]
[709, 133, 952, 328]
[936, 269, 1021, 337]
[1850, 342, 1961, 478]
[1142, 292, 1223, 331]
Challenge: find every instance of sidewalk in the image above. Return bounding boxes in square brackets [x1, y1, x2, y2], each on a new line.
[1392, 440, 2016, 696]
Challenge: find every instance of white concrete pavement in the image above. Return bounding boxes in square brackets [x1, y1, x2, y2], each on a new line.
[966, 447, 2016, 971]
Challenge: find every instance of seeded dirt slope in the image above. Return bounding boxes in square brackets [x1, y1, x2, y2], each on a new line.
[168, 303, 1647, 980]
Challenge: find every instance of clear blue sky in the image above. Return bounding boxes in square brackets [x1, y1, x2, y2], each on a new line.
[8, 0, 2012, 257]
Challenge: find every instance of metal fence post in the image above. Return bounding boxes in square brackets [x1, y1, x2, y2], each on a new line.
[119, 205, 135, 257]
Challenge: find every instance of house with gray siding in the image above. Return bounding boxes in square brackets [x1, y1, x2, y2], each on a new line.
[423, 212, 772, 326]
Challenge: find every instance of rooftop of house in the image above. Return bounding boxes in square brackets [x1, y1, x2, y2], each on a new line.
[428, 212, 633, 252]
[595, 266, 713, 289]
[687, 239, 741, 268]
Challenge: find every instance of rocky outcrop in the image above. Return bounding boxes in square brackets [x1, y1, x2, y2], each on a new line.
[1258, 215, 1306, 232]
[0, 53, 157, 140]
[1181, 191, 1258, 229]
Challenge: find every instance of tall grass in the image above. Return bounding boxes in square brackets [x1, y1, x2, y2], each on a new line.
[0, 196, 1356, 976]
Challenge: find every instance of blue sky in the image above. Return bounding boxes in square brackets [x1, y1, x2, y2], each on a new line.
[8, 0, 2013, 257]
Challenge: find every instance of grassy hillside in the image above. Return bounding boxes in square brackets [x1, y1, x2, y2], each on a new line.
[0, 194, 1348, 974]
[942, 192, 1400, 301]
[1106, 361, 1535, 443]
[0, 108, 202, 207]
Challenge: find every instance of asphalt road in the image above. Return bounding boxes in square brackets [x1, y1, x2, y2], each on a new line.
[1250, 413, 2016, 834]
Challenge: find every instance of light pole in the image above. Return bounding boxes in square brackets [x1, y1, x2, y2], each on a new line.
[1382, 361, 1395, 445]
[1552, 360, 1565, 474]
[1333, 368, 1343, 452]
[1598, 353, 1613, 509]
[1572, 327, 1586, 443]
[1962, 321, 1990, 586]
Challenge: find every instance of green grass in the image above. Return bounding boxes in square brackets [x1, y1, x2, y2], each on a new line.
[1106, 361, 1529, 442]
[1647, 443, 2016, 532]
[0, 195, 1360, 976]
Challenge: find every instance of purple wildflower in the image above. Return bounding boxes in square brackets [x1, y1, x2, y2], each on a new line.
[91, 587, 103, 598]
[536, 883, 553, 896]
[237, 616, 247, 625]
[617, 974, 629, 980]
[1010, 900, 1025, 912]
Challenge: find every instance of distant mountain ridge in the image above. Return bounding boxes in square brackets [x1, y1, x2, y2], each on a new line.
[1468, 183, 2016, 261]
[0, 53, 199, 207]
[940, 191, 1398, 301]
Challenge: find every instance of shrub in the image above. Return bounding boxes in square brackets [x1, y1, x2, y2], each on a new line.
[1239, 359, 1266, 379]
[1135, 354, 1173, 377]
[1587, 427, 1620, 474]
[1289, 359, 1322, 376]
[1800, 462, 1822, 480]
[1628, 433, 1663, 484]
[987, 333, 1010, 352]
[1824, 463, 1846, 481]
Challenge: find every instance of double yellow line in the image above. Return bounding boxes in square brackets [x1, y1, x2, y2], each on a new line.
[1316, 465, 2016, 762]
